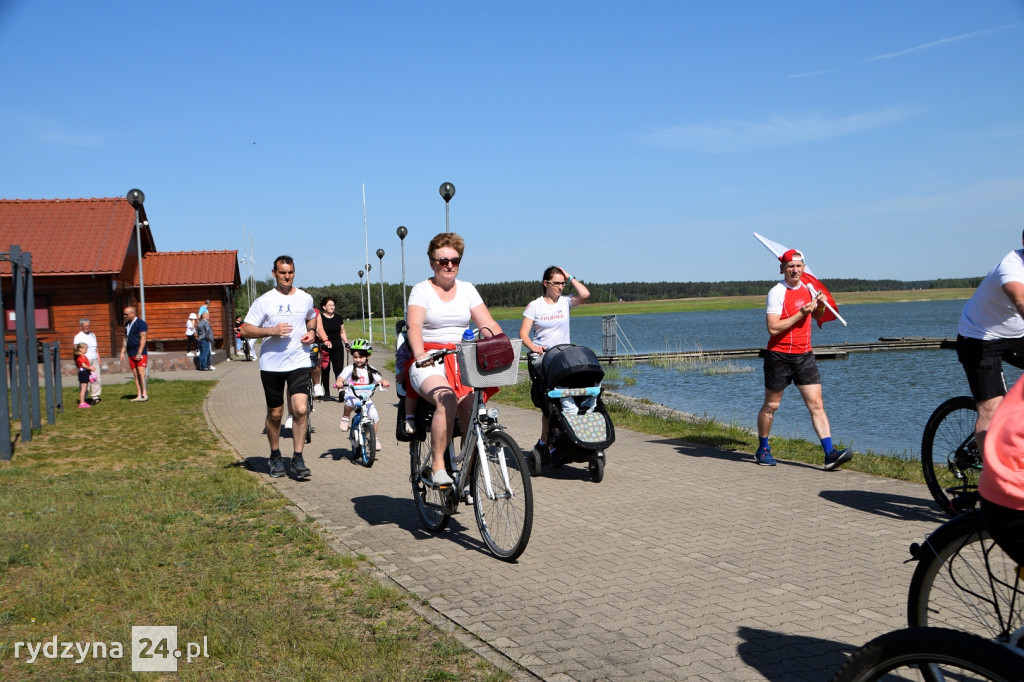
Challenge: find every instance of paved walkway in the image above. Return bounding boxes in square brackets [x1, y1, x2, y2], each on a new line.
[189, 356, 945, 681]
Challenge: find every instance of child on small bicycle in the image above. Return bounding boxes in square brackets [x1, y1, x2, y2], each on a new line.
[335, 340, 389, 448]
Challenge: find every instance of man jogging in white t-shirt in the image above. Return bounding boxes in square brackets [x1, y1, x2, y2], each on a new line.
[956, 230, 1024, 454]
[241, 255, 318, 480]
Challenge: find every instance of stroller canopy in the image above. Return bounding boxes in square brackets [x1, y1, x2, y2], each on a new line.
[540, 344, 604, 389]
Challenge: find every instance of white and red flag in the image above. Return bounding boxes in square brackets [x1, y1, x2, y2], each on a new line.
[753, 232, 847, 327]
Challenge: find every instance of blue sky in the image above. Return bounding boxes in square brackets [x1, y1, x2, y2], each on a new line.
[2, 1, 1022, 289]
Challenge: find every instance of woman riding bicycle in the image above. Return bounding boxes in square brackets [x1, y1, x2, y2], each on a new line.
[979, 375, 1024, 567]
[407, 232, 502, 488]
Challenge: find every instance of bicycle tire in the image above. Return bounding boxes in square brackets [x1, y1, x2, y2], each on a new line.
[921, 396, 980, 516]
[361, 423, 375, 467]
[832, 627, 1024, 682]
[907, 511, 1024, 644]
[410, 439, 451, 532]
[471, 430, 533, 562]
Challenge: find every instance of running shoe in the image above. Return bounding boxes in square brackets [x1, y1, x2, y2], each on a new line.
[425, 469, 454, 487]
[268, 456, 285, 478]
[284, 416, 293, 430]
[824, 448, 852, 471]
[754, 446, 777, 466]
[313, 384, 325, 399]
[291, 456, 311, 480]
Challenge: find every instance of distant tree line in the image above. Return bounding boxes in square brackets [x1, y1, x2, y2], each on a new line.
[235, 276, 984, 321]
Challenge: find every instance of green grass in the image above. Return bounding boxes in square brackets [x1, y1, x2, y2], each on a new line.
[492, 371, 926, 483]
[0, 379, 508, 681]
[489, 287, 973, 320]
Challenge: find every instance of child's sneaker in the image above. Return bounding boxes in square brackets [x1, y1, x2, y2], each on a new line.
[78, 402, 91, 409]
[403, 418, 415, 436]
[339, 416, 350, 432]
[824, 448, 852, 471]
[754, 446, 777, 466]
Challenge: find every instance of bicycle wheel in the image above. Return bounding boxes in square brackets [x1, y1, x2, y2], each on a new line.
[471, 430, 533, 562]
[908, 511, 1024, 644]
[361, 423, 375, 467]
[410, 439, 451, 532]
[921, 396, 980, 516]
[832, 627, 1024, 682]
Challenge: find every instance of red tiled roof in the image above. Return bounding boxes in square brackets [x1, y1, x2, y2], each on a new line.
[138, 251, 240, 287]
[0, 197, 152, 275]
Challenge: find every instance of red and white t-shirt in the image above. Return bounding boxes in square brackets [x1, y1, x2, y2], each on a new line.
[765, 281, 814, 354]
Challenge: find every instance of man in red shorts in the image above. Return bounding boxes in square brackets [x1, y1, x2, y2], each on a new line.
[755, 249, 851, 470]
[120, 306, 149, 402]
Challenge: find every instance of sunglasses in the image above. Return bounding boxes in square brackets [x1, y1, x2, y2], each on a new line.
[545, 280, 567, 287]
[432, 257, 461, 267]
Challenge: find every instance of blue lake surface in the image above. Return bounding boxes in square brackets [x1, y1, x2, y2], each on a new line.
[499, 299, 1022, 458]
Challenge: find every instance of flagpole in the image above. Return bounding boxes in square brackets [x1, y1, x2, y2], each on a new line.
[363, 184, 373, 344]
[753, 232, 847, 326]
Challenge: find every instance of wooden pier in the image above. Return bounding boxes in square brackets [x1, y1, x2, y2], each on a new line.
[596, 336, 955, 364]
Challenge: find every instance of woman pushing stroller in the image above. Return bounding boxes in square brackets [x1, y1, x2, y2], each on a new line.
[519, 266, 590, 462]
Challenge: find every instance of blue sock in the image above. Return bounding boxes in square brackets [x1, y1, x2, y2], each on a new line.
[821, 437, 833, 456]
[758, 437, 770, 451]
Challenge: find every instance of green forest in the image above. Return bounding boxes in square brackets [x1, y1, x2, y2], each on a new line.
[235, 276, 982, 322]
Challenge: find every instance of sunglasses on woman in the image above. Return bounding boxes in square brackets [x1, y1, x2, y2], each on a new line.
[432, 257, 461, 267]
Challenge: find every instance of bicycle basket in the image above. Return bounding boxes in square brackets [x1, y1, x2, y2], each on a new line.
[457, 339, 522, 387]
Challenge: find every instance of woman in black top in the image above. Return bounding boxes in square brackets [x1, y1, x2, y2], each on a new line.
[319, 296, 349, 400]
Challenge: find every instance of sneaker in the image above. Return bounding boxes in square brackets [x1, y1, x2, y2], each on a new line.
[313, 384, 325, 399]
[376, 440, 383, 451]
[403, 418, 416, 436]
[425, 469, 454, 487]
[268, 456, 285, 478]
[78, 402, 91, 409]
[339, 416, 350, 432]
[824, 448, 852, 471]
[754, 446, 777, 466]
[284, 416, 293, 430]
[291, 456, 311, 480]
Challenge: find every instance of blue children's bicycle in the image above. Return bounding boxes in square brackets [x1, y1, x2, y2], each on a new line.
[343, 382, 384, 467]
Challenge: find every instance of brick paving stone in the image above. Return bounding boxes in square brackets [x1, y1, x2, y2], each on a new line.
[198, 357, 945, 680]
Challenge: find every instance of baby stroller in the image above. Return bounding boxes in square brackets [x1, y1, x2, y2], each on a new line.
[528, 343, 614, 482]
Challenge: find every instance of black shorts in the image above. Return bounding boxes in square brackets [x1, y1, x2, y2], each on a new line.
[955, 334, 1024, 403]
[260, 368, 313, 409]
[981, 497, 1024, 568]
[763, 351, 820, 392]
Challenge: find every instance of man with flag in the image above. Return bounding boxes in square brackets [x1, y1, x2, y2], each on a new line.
[755, 248, 851, 470]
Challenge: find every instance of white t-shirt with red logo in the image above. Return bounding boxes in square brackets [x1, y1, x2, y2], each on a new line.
[766, 281, 814, 354]
[523, 295, 573, 348]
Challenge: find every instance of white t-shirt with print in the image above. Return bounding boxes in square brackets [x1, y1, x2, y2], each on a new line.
[244, 287, 316, 372]
[408, 279, 485, 344]
[523, 295, 573, 348]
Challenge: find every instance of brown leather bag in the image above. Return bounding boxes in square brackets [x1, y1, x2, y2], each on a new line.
[475, 329, 515, 372]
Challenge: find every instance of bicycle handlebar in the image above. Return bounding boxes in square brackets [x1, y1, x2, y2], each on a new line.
[415, 348, 457, 368]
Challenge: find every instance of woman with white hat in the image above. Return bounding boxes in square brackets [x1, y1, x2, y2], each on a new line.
[186, 312, 198, 356]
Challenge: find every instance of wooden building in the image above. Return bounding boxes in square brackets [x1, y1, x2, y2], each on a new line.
[0, 197, 240, 357]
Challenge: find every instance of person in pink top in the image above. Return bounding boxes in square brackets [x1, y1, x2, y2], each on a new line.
[754, 248, 850, 471]
[979, 376, 1024, 567]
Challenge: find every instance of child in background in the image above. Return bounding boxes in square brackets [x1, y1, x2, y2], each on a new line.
[74, 343, 93, 409]
[335, 340, 390, 450]
[394, 321, 417, 436]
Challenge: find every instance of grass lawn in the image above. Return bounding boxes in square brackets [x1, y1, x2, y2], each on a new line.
[0, 379, 508, 681]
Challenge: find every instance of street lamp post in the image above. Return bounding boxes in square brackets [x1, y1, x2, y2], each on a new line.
[126, 189, 147, 320]
[358, 270, 366, 333]
[439, 182, 455, 233]
[396, 225, 408, 316]
[376, 248, 387, 345]
[364, 262, 374, 344]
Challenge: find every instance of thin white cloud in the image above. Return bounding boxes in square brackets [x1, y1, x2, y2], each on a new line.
[642, 109, 916, 154]
[864, 23, 1024, 63]
[786, 68, 839, 79]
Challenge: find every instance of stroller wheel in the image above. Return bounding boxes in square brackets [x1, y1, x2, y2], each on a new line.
[528, 449, 542, 477]
[589, 453, 605, 483]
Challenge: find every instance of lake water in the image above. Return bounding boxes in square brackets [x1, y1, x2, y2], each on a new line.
[499, 299, 1022, 458]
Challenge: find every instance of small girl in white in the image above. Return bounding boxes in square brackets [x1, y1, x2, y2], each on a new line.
[334, 340, 389, 450]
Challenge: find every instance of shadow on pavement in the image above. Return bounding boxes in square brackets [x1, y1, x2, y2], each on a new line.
[351, 494, 494, 558]
[819, 489, 945, 523]
[736, 625, 853, 681]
